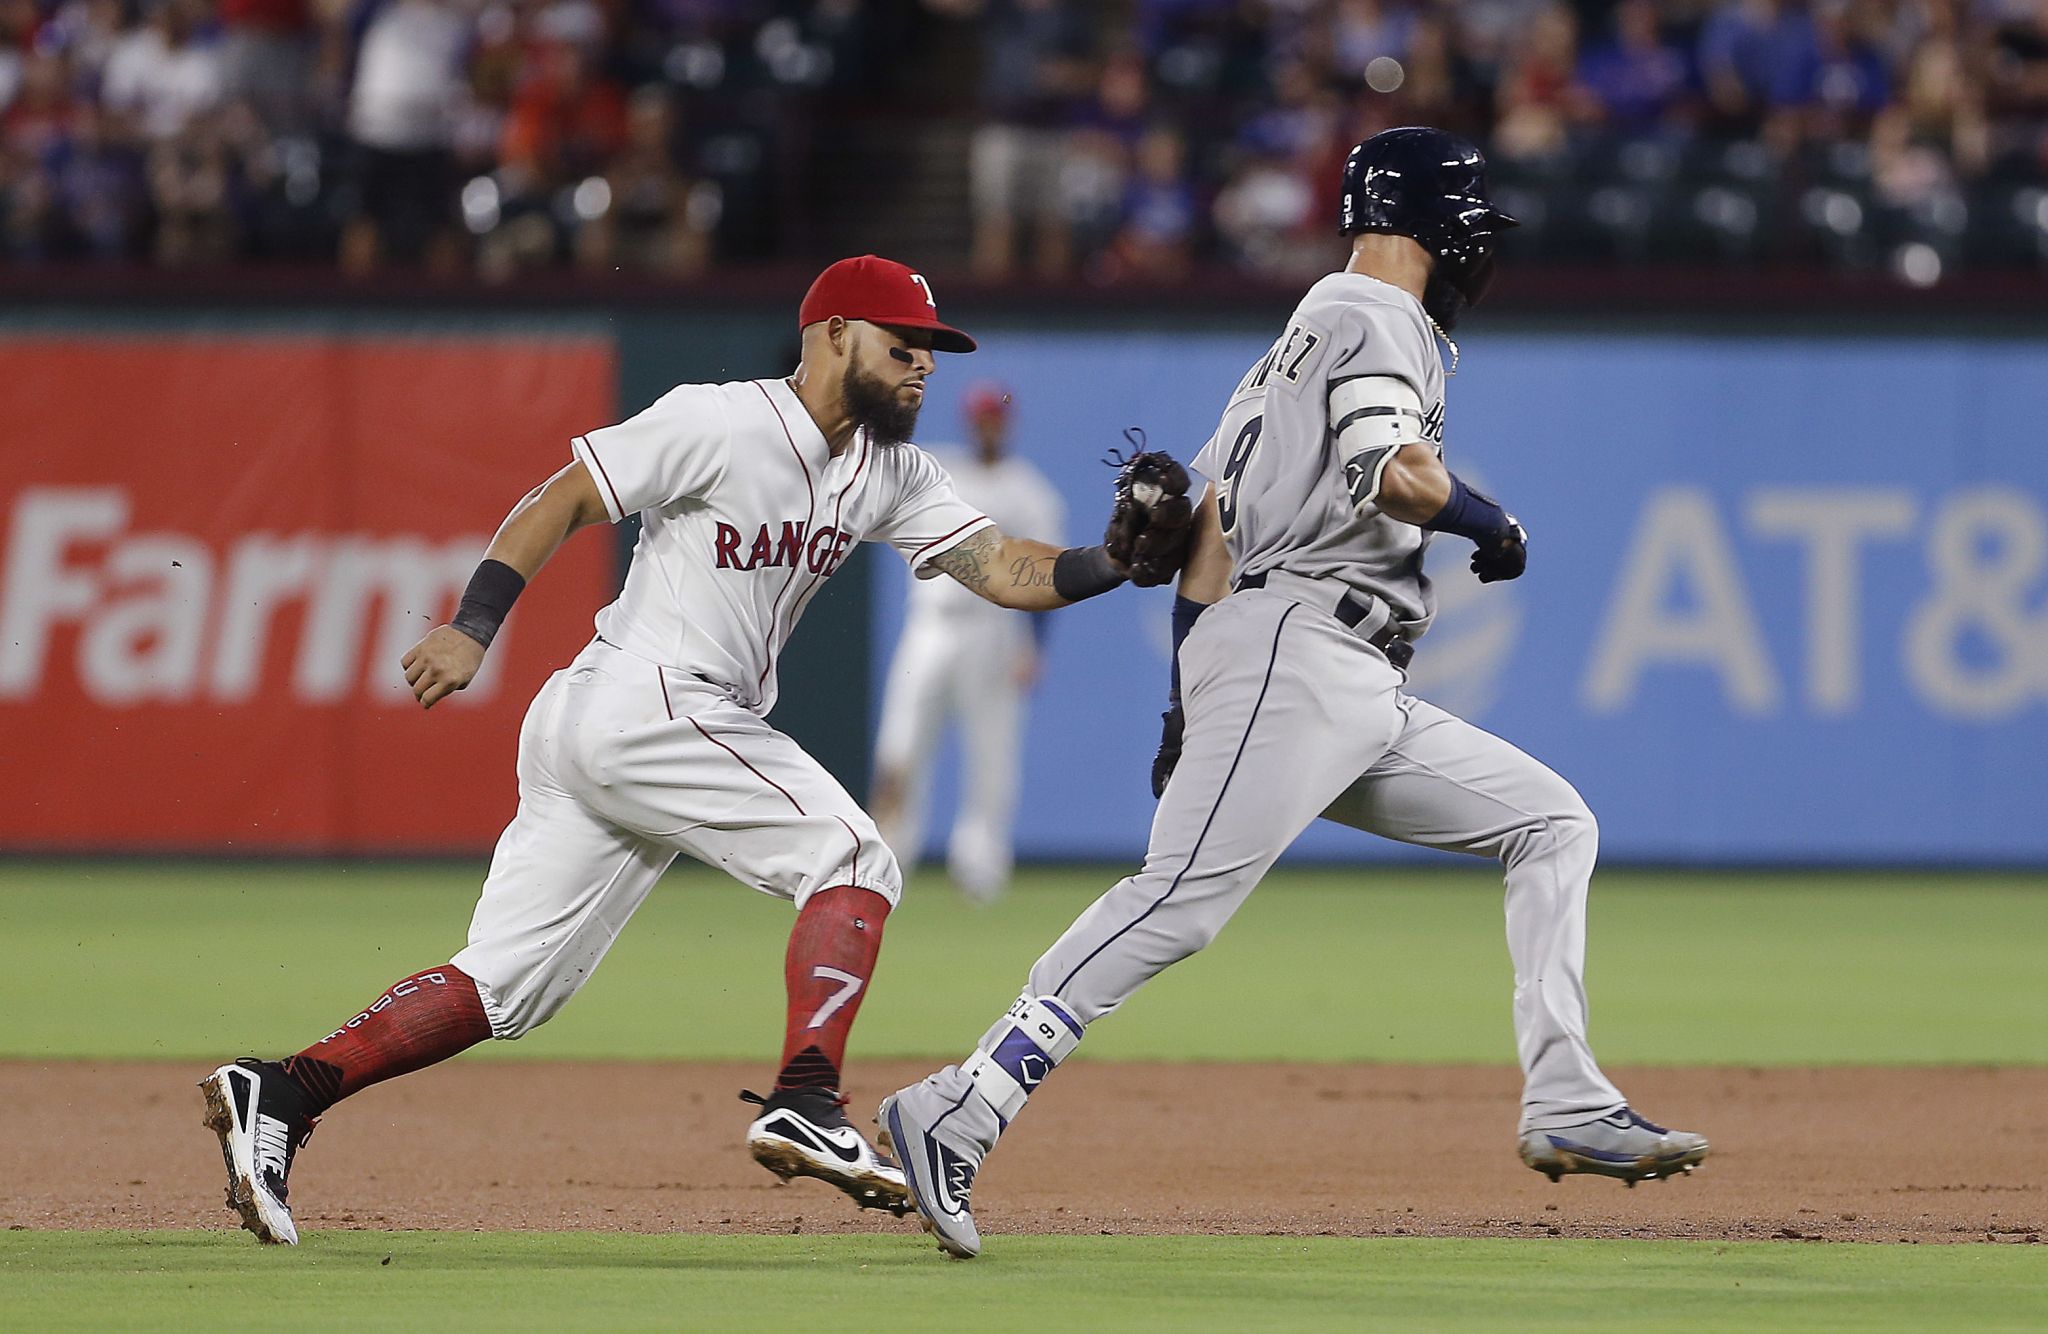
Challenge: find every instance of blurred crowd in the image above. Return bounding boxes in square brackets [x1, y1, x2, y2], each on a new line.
[969, 0, 2048, 283]
[2, 0, 2045, 281]
[0, 0, 878, 273]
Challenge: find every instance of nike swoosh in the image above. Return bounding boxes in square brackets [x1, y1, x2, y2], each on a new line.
[764, 1114, 864, 1165]
[923, 1135, 961, 1214]
[813, 1130, 865, 1165]
[1545, 1135, 1637, 1163]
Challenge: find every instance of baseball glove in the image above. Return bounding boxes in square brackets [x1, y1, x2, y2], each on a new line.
[1103, 430, 1195, 588]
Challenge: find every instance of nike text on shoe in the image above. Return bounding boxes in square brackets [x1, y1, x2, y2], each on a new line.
[1519, 1107, 1709, 1186]
[199, 1059, 316, 1244]
[741, 1087, 909, 1215]
[879, 1069, 992, 1260]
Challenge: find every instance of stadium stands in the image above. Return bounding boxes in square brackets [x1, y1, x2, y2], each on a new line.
[1, 0, 2043, 283]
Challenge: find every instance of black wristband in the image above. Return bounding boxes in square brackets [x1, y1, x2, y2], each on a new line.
[450, 558, 527, 649]
[1421, 473, 1514, 545]
[1051, 545, 1128, 603]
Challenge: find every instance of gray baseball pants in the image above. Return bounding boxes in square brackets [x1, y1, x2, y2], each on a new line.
[1025, 580, 1627, 1131]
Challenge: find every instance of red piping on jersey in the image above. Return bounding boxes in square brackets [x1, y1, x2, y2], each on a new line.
[578, 435, 626, 518]
[789, 434, 872, 626]
[754, 382, 817, 695]
[788, 568, 828, 628]
[689, 716, 807, 814]
[912, 515, 994, 563]
[832, 816, 860, 886]
[657, 669, 674, 721]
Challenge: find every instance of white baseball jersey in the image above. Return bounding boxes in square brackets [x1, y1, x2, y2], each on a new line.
[574, 376, 995, 714]
[453, 376, 995, 1039]
[1193, 271, 1446, 634]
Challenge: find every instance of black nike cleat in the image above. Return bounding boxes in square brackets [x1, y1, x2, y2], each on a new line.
[199, 1059, 316, 1244]
[741, 1086, 909, 1215]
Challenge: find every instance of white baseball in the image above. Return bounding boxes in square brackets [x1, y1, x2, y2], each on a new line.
[1131, 479, 1164, 511]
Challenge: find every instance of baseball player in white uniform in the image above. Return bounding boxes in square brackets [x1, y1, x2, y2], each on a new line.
[872, 382, 1065, 902]
[198, 254, 1163, 1246]
[881, 130, 1710, 1259]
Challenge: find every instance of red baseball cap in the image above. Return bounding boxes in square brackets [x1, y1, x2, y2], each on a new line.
[963, 380, 1012, 421]
[798, 255, 977, 353]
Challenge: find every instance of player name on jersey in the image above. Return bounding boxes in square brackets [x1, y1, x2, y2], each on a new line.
[713, 521, 856, 575]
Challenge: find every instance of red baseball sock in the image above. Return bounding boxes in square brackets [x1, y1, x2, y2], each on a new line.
[280, 964, 493, 1117]
[776, 885, 890, 1091]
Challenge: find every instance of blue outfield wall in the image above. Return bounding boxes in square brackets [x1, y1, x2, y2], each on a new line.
[872, 328, 2048, 866]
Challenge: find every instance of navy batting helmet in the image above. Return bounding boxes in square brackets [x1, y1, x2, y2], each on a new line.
[1338, 126, 1518, 331]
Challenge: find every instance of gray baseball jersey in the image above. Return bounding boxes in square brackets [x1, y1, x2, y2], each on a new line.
[937, 269, 1641, 1155]
[1193, 271, 1446, 633]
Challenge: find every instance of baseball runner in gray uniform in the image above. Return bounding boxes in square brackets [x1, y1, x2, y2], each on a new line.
[881, 128, 1709, 1258]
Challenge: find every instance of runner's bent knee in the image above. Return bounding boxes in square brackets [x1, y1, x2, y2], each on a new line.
[1501, 781, 1597, 870]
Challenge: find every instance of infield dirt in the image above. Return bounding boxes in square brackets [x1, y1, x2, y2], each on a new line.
[4, 1062, 2041, 1245]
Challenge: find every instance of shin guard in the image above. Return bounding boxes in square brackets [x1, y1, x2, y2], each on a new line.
[962, 993, 1083, 1122]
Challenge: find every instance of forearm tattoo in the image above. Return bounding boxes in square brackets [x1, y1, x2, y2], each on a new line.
[1008, 555, 1055, 589]
[930, 526, 1004, 596]
[930, 527, 1059, 603]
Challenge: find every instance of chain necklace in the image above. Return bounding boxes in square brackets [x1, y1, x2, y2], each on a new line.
[1427, 315, 1460, 376]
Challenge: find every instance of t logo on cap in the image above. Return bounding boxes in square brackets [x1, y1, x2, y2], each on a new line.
[799, 255, 976, 353]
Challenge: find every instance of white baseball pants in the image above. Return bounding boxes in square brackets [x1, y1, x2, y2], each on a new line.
[1024, 585, 1627, 1131]
[873, 612, 1027, 896]
[451, 638, 900, 1039]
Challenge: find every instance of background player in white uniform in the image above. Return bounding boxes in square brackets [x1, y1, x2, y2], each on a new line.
[882, 130, 1710, 1259]
[198, 254, 1157, 1245]
[872, 382, 1065, 902]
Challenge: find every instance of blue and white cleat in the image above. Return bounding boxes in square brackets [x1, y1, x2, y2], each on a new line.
[879, 1067, 999, 1259]
[1519, 1107, 1709, 1186]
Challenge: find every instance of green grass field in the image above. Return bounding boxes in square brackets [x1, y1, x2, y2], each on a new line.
[1, 861, 2043, 1064]
[5, 1233, 2045, 1333]
[4, 861, 2044, 1329]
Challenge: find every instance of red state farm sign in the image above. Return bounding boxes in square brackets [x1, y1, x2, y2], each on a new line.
[0, 336, 615, 852]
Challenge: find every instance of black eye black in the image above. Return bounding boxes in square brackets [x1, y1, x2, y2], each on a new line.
[888, 346, 914, 364]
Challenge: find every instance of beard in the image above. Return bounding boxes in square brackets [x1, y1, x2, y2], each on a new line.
[841, 361, 922, 447]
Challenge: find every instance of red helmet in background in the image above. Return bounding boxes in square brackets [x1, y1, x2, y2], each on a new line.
[963, 380, 1012, 424]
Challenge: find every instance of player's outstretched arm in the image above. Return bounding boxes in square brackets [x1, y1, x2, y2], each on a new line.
[401, 460, 612, 709]
[927, 442, 1198, 608]
[925, 527, 1120, 613]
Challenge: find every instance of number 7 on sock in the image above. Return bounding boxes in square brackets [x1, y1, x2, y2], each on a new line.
[806, 966, 863, 1030]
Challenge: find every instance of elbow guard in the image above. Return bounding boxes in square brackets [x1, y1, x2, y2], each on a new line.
[1329, 374, 1427, 517]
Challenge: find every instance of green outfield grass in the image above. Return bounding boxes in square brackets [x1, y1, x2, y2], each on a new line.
[2, 862, 2042, 1065]
[4, 1232, 2044, 1333]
